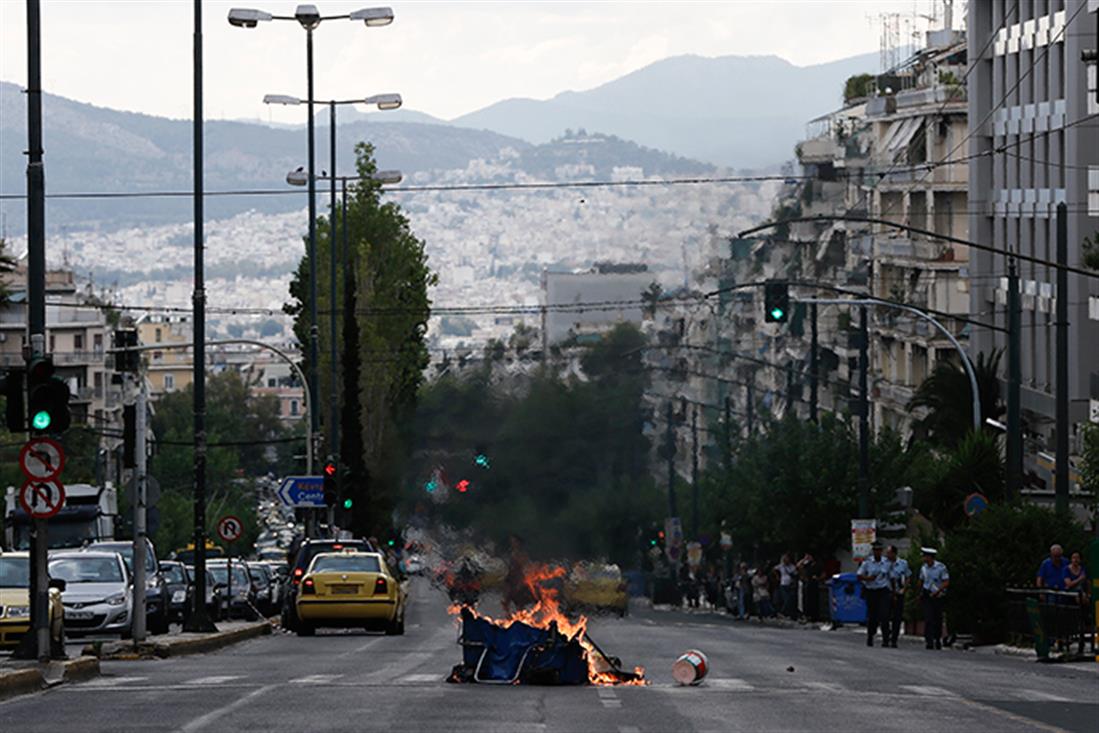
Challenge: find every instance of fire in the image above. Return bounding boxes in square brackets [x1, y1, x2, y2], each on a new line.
[449, 563, 646, 686]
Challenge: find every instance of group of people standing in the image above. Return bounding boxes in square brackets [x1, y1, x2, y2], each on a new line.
[725, 552, 832, 621]
[858, 542, 949, 650]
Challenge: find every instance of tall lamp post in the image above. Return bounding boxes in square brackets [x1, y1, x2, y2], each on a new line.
[228, 5, 395, 491]
[264, 92, 401, 464]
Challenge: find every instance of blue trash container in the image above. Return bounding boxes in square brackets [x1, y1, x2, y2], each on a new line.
[827, 572, 867, 624]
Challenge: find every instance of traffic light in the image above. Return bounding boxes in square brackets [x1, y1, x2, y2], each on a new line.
[455, 479, 470, 493]
[27, 356, 70, 434]
[424, 479, 438, 493]
[0, 368, 25, 432]
[764, 280, 790, 323]
[114, 329, 140, 372]
[473, 446, 490, 469]
[322, 460, 337, 506]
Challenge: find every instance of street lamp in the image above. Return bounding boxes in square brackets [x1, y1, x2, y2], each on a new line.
[230, 6, 395, 534]
[285, 168, 404, 186]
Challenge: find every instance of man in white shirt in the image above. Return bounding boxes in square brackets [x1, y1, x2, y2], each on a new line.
[885, 545, 911, 648]
[918, 547, 950, 650]
[857, 542, 891, 647]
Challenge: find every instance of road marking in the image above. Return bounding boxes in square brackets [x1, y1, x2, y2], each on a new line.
[289, 674, 342, 684]
[802, 681, 844, 693]
[705, 677, 754, 691]
[618, 727, 641, 733]
[399, 673, 440, 683]
[84, 676, 148, 687]
[597, 688, 618, 699]
[337, 636, 383, 658]
[179, 684, 276, 733]
[1012, 689, 1071, 702]
[899, 685, 958, 697]
[184, 675, 243, 685]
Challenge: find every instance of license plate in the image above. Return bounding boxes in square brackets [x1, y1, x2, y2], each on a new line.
[330, 585, 359, 595]
[66, 611, 94, 620]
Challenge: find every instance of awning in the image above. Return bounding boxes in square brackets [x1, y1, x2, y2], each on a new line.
[888, 117, 924, 161]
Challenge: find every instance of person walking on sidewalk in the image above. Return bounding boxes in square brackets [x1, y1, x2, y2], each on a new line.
[918, 547, 950, 650]
[857, 541, 891, 647]
[775, 554, 798, 618]
[885, 545, 910, 648]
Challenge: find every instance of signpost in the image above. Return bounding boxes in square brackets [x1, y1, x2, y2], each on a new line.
[19, 437, 64, 480]
[18, 478, 65, 519]
[664, 517, 684, 564]
[217, 515, 243, 543]
[276, 476, 326, 508]
[851, 519, 876, 563]
[963, 492, 989, 519]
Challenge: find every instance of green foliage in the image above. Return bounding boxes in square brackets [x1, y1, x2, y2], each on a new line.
[907, 351, 1004, 448]
[286, 143, 436, 537]
[915, 430, 1005, 532]
[408, 324, 656, 566]
[1081, 423, 1099, 510]
[843, 73, 875, 103]
[0, 237, 16, 304]
[1081, 231, 1099, 271]
[940, 503, 1091, 642]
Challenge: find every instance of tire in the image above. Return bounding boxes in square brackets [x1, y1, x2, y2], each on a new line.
[296, 623, 315, 637]
[150, 612, 171, 635]
[385, 613, 405, 636]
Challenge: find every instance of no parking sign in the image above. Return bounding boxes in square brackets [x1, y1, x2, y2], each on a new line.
[217, 515, 244, 543]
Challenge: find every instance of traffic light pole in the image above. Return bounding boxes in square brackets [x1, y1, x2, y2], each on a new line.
[131, 378, 148, 643]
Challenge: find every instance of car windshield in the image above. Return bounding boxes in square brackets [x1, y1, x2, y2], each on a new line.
[297, 542, 370, 570]
[251, 566, 270, 587]
[94, 543, 157, 574]
[311, 555, 382, 574]
[162, 564, 186, 584]
[208, 564, 250, 586]
[49, 556, 124, 584]
[0, 557, 30, 588]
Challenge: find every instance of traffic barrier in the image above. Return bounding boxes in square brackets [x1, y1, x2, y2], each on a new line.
[1006, 587, 1094, 660]
[671, 649, 708, 685]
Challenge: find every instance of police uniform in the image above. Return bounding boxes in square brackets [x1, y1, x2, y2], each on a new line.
[858, 548, 891, 647]
[919, 549, 949, 649]
[886, 557, 911, 647]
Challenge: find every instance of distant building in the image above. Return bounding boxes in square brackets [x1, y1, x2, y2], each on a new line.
[968, 1, 1099, 492]
[542, 263, 654, 343]
[136, 313, 194, 400]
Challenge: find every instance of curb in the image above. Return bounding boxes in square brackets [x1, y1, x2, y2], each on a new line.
[88, 621, 273, 660]
[0, 656, 101, 702]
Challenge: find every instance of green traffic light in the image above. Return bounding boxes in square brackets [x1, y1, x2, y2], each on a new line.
[342, 498, 353, 510]
[31, 410, 51, 431]
[387, 539, 395, 547]
[474, 453, 490, 469]
[770, 308, 785, 320]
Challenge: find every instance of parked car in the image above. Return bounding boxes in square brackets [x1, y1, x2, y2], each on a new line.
[87, 539, 170, 634]
[248, 561, 276, 617]
[159, 560, 189, 623]
[48, 551, 132, 637]
[183, 565, 222, 622]
[208, 560, 258, 620]
[0, 550, 66, 655]
[282, 538, 374, 631]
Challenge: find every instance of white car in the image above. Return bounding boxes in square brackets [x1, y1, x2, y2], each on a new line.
[48, 552, 132, 637]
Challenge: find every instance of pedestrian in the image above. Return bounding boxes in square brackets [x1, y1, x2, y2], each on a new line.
[885, 545, 910, 648]
[1063, 551, 1087, 601]
[918, 547, 949, 650]
[774, 553, 798, 618]
[734, 562, 752, 619]
[796, 552, 821, 622]
[857, 541, 891, 647]
[752, 568, 774, 617]
[1036, 544, 1068, 591]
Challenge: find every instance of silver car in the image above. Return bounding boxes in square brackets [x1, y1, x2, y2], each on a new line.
[48, 552, 132, 637]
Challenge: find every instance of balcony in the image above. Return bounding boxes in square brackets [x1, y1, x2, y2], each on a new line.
[796, 136, 843, 165]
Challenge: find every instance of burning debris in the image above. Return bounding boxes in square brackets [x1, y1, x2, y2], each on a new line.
[447, 564, 645, 686]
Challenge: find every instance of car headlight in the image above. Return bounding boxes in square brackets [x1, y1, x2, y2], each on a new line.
[6, 605, 30, 618]
[105, 593, 127, 606]
[172, 590, 187, 603]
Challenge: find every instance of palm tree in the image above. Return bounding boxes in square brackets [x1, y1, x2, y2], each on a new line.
[907, 350, 1004, 448]
[0, 238, 16, 305]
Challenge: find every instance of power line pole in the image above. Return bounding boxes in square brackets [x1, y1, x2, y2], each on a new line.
[131, 378, 148, 642]
[1006, 257, 1022, 496]
[328, 102, 339, 467]
[746, 381, 754, 437]
[1055, 202, 1069, 514]
[810, 302, 819, 423]
[723, 395, 732, 474]
[691, 405, 699, 540]
[858, 305, 870, 518]
[786, 361, 795, 413]
[665, 402, 677, 518]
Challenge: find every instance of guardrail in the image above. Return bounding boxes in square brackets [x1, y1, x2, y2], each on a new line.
[1006, 587, 1094, 659]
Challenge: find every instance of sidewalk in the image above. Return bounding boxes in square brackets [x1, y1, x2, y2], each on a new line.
[0, 656, 100, 701]
[84, 618, 274, 660]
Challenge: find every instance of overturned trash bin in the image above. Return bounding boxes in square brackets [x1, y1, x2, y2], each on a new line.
[449, 607, 644, 685]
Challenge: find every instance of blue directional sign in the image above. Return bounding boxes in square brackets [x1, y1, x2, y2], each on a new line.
[277, 475, 326, 507]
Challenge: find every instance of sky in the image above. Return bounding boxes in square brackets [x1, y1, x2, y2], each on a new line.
[0, 1, 946, 124]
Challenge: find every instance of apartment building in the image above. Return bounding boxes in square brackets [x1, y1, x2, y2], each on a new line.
[136, 313, 194, 400]
[967, 1, 1099, 491]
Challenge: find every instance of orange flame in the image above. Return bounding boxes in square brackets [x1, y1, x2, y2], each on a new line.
[450, 563, 646, 686]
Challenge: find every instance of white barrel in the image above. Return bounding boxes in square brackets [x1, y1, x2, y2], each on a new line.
[671, 649, 709, 685]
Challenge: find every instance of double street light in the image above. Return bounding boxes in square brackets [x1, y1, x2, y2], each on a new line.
[229, 5, 396, 516]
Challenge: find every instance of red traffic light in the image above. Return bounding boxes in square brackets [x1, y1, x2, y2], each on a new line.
[455, 479, 470, 493]
[324, 462, 337, 476]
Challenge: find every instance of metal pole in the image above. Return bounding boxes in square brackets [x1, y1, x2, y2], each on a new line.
[691, 406, 699, 540]
[810, 302, 819, 423]
[132, 379, 148, 643]
[723, 395, 732, 474]
[858, 305, 869, 519]
[665, 402, 677, 518]
[184, 0, 215, 632]
[305, 29, 320, 541]
[23, 0, 49, 663]
[1006, 257, 1022, 497]
[746, 381, 754, 436]
[786, 362, 795, 412]
[328, 102, 339, 463]
[1055, 203, 1069, 514]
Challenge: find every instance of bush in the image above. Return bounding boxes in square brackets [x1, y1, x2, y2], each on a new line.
[940, 503, 1090, 642]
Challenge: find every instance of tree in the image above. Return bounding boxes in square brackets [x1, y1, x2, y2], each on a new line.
[843, 73, 875, 103]
[914, 430, 1005, 532]
[907, 351, 1004, 448]
[0, 238, 16, 305]
[286, 143, 436, 537]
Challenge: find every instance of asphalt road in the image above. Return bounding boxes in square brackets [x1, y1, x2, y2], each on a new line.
[3, 580, 1097, 733]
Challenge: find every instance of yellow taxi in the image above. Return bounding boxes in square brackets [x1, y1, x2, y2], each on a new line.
[564, 561, 629, 617]
[295, 551, 405, 636]
[0, 551, 66, 654]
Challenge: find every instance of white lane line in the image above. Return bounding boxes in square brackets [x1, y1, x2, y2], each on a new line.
[337, 636, 382, 658]
[84, 676, 149, 687]
[618, 727, 641, 733]
[705, 677, 755, 691]
[179, 684, 276, 733]
[597, 688, 618, 699]
[601, 699, 623, 709]
[399, 673, 440, 683]
[1013, 689, 1071, 702]
[900, 685, 958, 697]
[802, 681, 845, 693]
[184, 675, 243, 685]
[289, 674, 342, 684]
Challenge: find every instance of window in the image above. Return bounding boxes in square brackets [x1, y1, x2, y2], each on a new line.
[73, 333, 84, 350]
[155, 327, 162, 343]
[164, 374, 175, 391]
[93, 333, 103, 352]
[49, 334, 55, 351]
[290, 400, 299, 416]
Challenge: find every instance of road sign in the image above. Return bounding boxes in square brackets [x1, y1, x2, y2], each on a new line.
[19, 437, 65, 481]
[664, 517, 683, 564]
[851, 518, 877, 562]
[276, 475, 326, 507]
[964, 492, 989, 518]
[217, 515, 244, 543]
[18, 478, 66, 519]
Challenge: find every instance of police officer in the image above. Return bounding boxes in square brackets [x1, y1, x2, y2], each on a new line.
[918, 547, 950, 650]
[885, 544, 910, 648]
[857, 541, 891, 647]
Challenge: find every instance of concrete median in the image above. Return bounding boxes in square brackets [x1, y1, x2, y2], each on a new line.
[86, 620, 274, 660]
[0, 656, 101, 701]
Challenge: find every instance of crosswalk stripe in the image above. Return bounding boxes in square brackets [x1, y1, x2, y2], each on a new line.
[900, 685, 958, 697]
[84, 676, 148, 687]
[802, 681, 844, 693]
[184, 675, 243, 685]
[1012, 690, 1071, 702]
[705, 677, 755, 690]
[289, 674, 342, 684]
[399, 673, 440, 683]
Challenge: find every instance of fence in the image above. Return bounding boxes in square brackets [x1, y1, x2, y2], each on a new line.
[1005, 587, 1095, 658]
